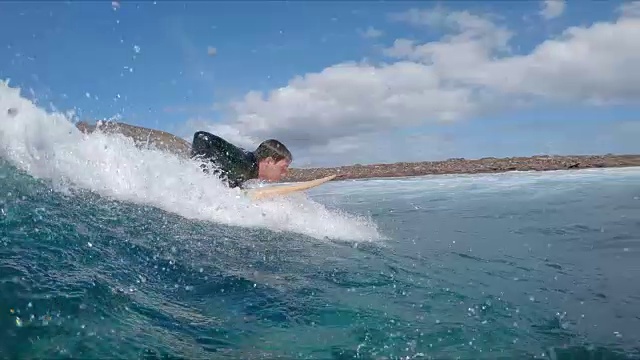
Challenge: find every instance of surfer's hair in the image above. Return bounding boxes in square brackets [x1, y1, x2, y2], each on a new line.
[254, 139, 292, 163]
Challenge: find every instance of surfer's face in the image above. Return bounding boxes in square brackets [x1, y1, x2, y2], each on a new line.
[259, 158, 290, 181]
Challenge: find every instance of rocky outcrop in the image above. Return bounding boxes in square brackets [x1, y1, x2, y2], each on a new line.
[76, 121, 191, 157]
[75, 121, 640, 182]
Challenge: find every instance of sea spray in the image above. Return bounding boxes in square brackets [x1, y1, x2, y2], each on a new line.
[0, 81, 381, 242]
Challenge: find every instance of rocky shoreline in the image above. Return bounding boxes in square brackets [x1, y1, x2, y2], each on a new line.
[283, 154, 640, 182]
[75, 121, 640, 182]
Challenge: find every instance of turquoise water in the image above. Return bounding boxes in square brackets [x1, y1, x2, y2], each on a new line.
[1, 83, 639, 358]
[2, 158, 639, 359]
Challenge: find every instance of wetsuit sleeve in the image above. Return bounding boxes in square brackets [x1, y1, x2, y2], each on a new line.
[191, 131, 258, 188]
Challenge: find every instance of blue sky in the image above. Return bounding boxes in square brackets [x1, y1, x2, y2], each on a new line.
[1, 0, 639, 167]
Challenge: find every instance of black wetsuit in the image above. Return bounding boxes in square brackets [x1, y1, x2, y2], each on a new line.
[190, 131, 258, 188]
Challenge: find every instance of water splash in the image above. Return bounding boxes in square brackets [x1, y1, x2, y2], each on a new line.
[0, 81, 381, 242]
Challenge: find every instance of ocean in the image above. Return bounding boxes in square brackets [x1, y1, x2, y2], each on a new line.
[1, 82, 639, 359]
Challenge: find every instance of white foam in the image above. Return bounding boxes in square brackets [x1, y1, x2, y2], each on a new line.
[0, 81, 381, 242]
[315, 165, 640, 198]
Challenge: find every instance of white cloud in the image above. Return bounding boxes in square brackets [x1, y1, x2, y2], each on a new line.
[222, 60, 487, 152]
[358, 26, 383, 39]
[197, 4, 640, 165]
[292, 131, 457, 168]
[618, 1, 640, 17]
[383, 9, 514, 77]
[539, 0, 566, 20]
[180, 118, 259, 150]
[455, 18, 640, 104]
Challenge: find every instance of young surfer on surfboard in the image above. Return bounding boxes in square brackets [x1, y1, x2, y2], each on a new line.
[190, 131, 293, 189]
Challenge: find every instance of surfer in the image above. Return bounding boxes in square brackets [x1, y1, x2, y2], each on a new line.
[190, 131, 292, 189]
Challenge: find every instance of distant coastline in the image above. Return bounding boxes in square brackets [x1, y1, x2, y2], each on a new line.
[75, 120, 640, 183]
[283, 154, 640, 182]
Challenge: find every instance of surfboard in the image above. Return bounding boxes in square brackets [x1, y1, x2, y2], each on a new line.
[246, 174, 337, 200]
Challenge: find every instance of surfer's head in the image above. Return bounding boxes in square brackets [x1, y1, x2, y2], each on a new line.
[255, 139, 292, 181]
